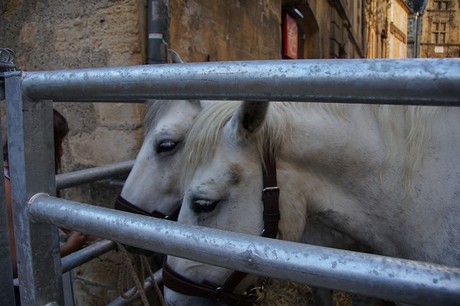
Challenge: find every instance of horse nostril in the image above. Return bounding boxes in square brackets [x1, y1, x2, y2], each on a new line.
[192, 198, 219, 213]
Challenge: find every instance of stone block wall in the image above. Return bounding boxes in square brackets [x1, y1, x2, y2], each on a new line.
[2, 1, 147, 305]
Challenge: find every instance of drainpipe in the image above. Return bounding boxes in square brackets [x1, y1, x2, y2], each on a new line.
[414, 11, 421, 58]
[147, 0, 170, 64]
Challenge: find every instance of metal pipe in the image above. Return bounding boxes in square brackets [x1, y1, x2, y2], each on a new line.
[107, 270, 162, 306]
[56, 160, 134, 190]
[61, 239, 116, 273]
[147, 0, 169, 64]
[28, 194, 460, 306]
[21, 59, 460, 106]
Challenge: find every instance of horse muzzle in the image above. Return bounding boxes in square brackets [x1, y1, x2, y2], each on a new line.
[114, 194, 180, 256]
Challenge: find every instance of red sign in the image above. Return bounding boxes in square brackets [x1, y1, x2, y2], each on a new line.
[283, 13, 298, 59]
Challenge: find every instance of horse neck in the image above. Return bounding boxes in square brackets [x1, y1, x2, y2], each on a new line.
[272, 104, 389, 243]
[275, 105, 460, 264]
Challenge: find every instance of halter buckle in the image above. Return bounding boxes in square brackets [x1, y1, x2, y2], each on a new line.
[242, 278, 268, 304]
[262, 186, 279, 193]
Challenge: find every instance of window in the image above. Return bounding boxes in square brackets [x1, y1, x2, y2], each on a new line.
[432, 22, 447, 44]
[433, 0, 450, 10]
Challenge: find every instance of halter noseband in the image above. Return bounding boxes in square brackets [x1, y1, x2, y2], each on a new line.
[114, 195, 181, 256]
[163, 146, 280, 305]
[114, 194, 180, 221]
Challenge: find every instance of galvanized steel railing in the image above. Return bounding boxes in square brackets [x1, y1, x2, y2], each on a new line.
[56, 160, 134, 190]
[29, 194, 460, 305]
[20, 58, 460, 105]
[3, 58, 460, 306]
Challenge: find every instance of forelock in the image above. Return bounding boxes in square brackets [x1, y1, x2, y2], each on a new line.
[180, 102, 241, 190]
[143, 100, 173, 137]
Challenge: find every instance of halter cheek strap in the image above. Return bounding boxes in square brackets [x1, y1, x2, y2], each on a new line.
[162, 146, 280, 305]
[261, 147, 280, 239]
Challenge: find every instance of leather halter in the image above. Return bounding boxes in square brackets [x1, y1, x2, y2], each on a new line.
[114, 194, 180, 221]
[163, 147, 280, 305]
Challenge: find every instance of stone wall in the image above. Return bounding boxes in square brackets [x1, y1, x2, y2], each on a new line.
[1, 1, 147, 304]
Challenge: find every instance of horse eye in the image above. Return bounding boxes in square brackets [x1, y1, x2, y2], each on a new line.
[192, 198, 219, 213]
[156, 140, 178, 154]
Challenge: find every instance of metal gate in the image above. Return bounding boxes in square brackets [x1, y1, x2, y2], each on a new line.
[2, 58, 460, 305]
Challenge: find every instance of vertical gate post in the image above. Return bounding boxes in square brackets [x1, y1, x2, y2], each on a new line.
[5, 73, 63, 305]
[0, 113, 15, 306]
[0, 47, 17, 305]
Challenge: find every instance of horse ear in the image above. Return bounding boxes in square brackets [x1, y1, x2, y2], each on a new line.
[231, 101, 269, 140]
[168, 49, 184, 63]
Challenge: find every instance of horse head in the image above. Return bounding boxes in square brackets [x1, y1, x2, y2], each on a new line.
[116, 99, 204, 217]
[164, 101, 293, 305]
[114, 50, 217, 255]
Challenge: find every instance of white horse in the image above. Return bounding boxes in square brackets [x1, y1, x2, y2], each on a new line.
[164, 101, 460, 305]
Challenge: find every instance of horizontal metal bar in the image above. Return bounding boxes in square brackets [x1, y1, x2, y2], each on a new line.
[107, 270, 162, 306]
[28, 194, 460, 306]
[22, 59, 460, 106]
[56, 160, 134, 190]
[61, 239, 116, 273]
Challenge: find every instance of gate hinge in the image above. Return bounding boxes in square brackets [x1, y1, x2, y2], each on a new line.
[0, 48, 19, 100]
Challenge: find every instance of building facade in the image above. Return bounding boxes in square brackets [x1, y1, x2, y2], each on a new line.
[389, 0, 411, 57]
[281, 0, 364, 59]
[168, 0, 365, 61]
[419, 0, 460, 57]
[364, 0, 411, 58]
[364, 0, 390, 58]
